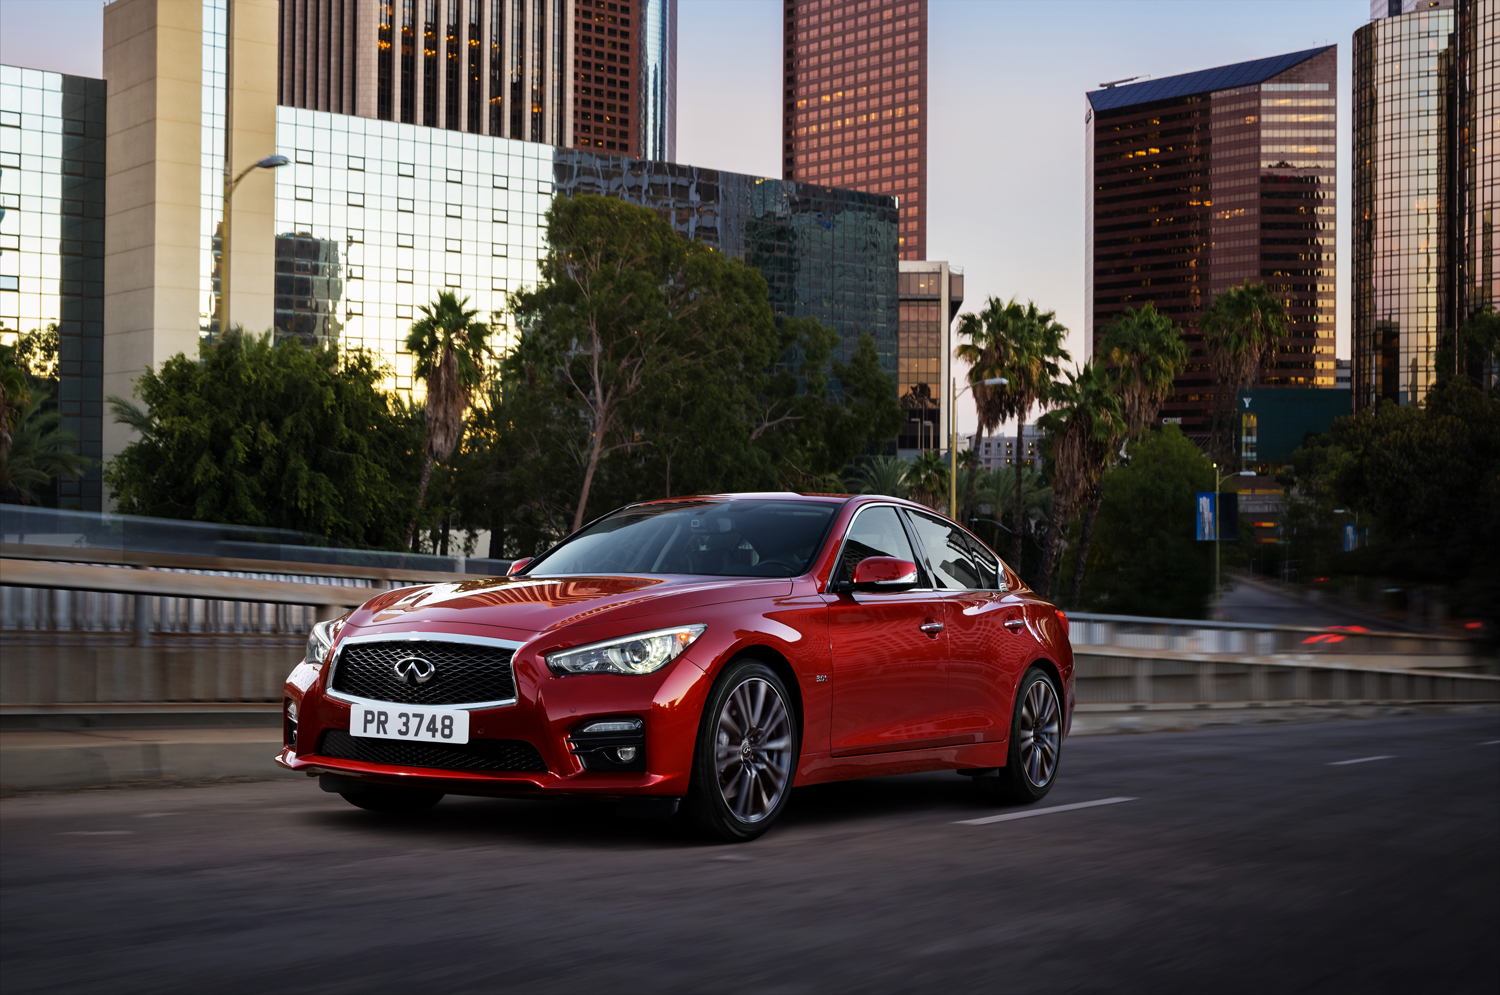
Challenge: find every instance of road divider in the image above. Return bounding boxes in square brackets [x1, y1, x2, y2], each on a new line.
[955, 796, 1137, 826]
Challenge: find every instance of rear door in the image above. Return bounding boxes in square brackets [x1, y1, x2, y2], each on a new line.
[826, 505, 953, 755]
[902, 511, 1022, 745]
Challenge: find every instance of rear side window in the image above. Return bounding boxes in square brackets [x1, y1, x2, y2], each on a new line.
[904, 511, 984, 590]
[835, 506, 918, 583]
[964, 535, 1006, 591]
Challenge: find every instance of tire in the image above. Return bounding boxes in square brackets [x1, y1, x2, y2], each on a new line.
[684, 659, 799, 843]
[981, 666, 1063, 805]
[339, 786, 445, 813]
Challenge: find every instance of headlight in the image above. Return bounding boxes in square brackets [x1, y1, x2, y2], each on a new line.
[305, 617, 341, 666]
[546, 624, 707, 675]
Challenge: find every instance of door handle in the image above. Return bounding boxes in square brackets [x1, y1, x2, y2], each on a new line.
[1003, 618, 1025, 631]
[919, 621, 944, 636]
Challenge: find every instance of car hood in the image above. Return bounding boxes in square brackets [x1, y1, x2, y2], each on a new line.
[347, 574, 795, 635]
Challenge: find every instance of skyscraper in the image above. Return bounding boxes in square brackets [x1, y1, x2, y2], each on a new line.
[275, 0, 676, 158]
[1085, 47, 1338, 437]
[1352, 0, 1496, 409]
[781, 0, 926, 260]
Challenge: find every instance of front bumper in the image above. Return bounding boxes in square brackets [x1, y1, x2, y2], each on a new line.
[279, 639, 713, 799]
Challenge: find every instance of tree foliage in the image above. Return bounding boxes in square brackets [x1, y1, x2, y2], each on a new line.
[1199, 282, 1289, 459]
[1278, 380, 1500, 630]
[1097, 303, 1187, 438]
[482, 194, 903, 554]
[1074, 425, 1242, 619]
[0, 387, 88, 504]
[105, 330, 420, 548]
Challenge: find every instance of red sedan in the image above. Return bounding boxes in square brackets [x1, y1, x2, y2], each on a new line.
[277, 494, 1075, 841]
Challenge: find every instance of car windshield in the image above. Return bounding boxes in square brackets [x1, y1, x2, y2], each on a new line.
[525, 500, 841, 578]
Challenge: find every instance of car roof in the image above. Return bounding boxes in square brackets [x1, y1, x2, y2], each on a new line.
[627, 492, 941, 515]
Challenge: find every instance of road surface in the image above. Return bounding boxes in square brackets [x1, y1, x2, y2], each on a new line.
[3, 713, 1497, 993]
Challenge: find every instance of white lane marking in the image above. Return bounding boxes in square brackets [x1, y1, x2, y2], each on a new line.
[137, 812, 180, 819]
[1481, 740, 1500, 746]
[1327, 755, 1395, 766]
[60, 831, 135, 836]
[955, 796, 1136, 826]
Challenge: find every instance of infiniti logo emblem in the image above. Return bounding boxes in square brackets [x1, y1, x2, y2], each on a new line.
[392, 656, 436, 685]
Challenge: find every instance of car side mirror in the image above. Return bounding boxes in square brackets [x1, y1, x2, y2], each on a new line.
[851, 557, 919, 590]
[506, 557, 532, 576]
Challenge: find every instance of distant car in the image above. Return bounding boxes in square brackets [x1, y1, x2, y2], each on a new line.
[277, 493, 1075, 841]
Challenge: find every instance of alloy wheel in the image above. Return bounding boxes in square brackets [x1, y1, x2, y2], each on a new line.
[1018, 678, 1061, 787]
[713, 677, 794, 823]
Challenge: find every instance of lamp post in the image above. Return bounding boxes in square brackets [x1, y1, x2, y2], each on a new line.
[1211, 461, 1258, 617]
[950, 375, 1006, 521]
[218, 154, 290, 340]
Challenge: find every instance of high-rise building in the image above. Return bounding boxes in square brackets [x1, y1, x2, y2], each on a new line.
[275, 0, 676, 159]
[895, 260, 960, 454]
[1352, 0, 1496, 409]
[782, 0, 926, 260]
[1085, 47, 1339, 437]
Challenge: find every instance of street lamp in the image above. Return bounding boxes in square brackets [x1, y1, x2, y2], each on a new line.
[1211, 461, 1258, 618]
[950, 375, 1006, 520]
[218, 154, 290, 340]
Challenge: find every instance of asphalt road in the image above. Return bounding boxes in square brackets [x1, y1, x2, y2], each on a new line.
[3, 714, 1498, 994]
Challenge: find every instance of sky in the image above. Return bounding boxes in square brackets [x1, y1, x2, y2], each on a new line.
[1, 0, 1373, 435]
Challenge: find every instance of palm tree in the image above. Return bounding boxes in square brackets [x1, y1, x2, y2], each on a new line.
[904, 449, 950, 511]
[955, 305, 1011, 525]
[1035, 362, 1124, 600]
[0, 389, 89, 504]
[403, 292, 494, 551]
[982, 298, 1070, 570]
[848, 455, 911, 499]
[1198, 283, 1289, 461]
[1098, 303, 1188, 438]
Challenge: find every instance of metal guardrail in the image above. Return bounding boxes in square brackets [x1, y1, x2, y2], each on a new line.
[1067, 612, 1475, 659]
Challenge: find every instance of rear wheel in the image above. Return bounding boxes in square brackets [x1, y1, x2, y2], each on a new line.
[339, 785, 444, 813]
[684, 660, 798, 842]
[981, 666, 1063, 805]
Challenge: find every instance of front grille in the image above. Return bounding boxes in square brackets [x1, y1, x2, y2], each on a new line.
[316, 729, 547, 772]
[330, 639, 516, 706]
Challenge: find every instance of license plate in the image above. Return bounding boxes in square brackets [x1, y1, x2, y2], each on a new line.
[350, 704, 469, 744]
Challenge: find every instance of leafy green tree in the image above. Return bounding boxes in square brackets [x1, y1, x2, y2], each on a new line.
[1076, 425, 1239, 618]
[403, 291, 494, 549]
[0, 388, 88, 504]
[1437, 306, 1500, 392]
[501, 193, 902, 541]
[1279, 381, 1500, 631]
[1035, 362, 1125, 600]
[105, 330, 420, 549]
[1199, 283, 1289, 460]
[0, 342, 30, 463]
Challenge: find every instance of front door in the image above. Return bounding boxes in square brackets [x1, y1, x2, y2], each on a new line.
[827, 505, 953, 755]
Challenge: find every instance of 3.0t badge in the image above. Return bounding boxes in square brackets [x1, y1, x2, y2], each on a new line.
[392, 656, 436, 685]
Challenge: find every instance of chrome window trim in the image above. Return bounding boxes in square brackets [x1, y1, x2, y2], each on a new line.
[324, 631, 525, 711]
[827, 502, 941, 594]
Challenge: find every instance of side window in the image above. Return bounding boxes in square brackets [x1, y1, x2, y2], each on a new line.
[835, 506, 918, 583]
[965, 534, 1006, 591]
[905, 512, 984, 590]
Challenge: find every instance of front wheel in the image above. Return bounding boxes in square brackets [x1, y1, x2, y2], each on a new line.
[981, 666, 1063, 804]
[684, 660, 799, 842]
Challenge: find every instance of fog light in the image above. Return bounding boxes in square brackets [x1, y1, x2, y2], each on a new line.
[284, 698, 299, 749]
[614, 746, 638, 763]
[567, 716, 646, 772]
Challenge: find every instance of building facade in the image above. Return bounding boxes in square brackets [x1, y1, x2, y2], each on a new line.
[0, 67, 107, 510]
[1086, 47, 1339, 437]
[276, 0, 676, 160]
[894, 259, 959, 454]
[782, 0, 926, 260]
[1353, 0, 1497, 409]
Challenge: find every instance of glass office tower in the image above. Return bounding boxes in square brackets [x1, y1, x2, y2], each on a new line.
[273, 106, 897, 390]
[782, 0, 926, 260]
[0, 66, 107, 510]
[1086, 47, 1338, 437]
